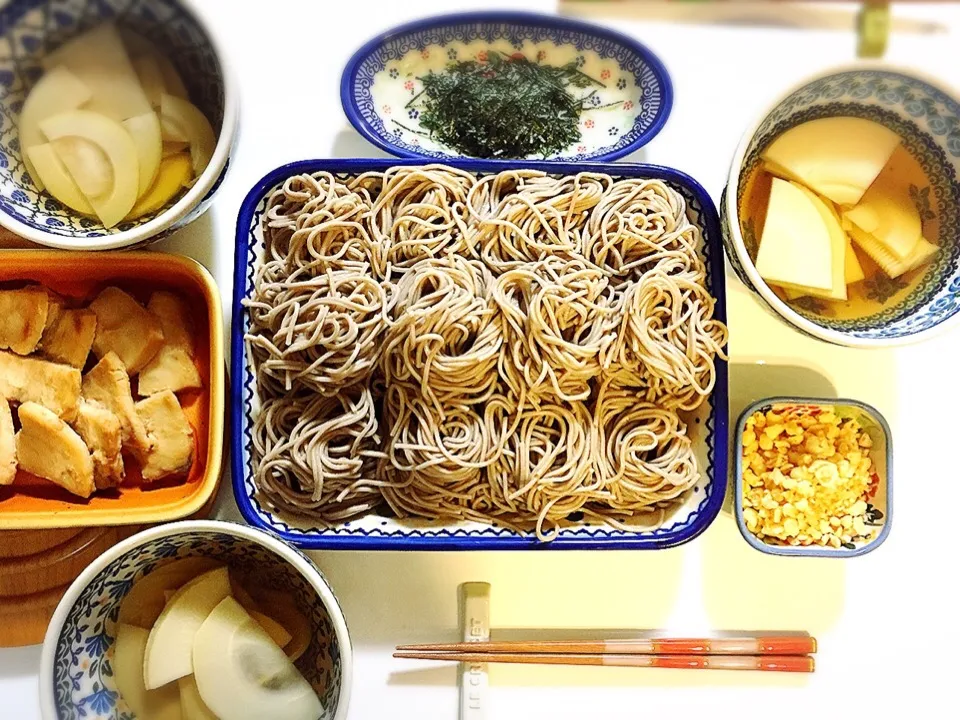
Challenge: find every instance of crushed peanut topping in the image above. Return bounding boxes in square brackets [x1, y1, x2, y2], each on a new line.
[740, 406, 877, 549]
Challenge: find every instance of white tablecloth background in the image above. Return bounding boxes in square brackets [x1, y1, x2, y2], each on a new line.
[4, 1, 958, 717]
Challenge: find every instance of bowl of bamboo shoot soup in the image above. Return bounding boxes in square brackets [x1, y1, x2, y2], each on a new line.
[40, 520, 351, 720]
[0, 0, 237, 249]
[722, 64, 960, 347]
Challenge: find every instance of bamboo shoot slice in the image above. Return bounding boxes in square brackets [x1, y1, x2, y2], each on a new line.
[125, 153, 192, 220]
[19, 66, 91, 191]
[160, 94, 215, 176]
[144, 566, 231, 689]
[157, 54, 189, 100]
[192, 597, 323, 720]
[114, 624, 181, 720]
[27, 143, 94, 214]
[123, 112, 163, 197]
[40, 110, 139, 228]
[133, 54, 166, 107]
[43, 22, 151, 121]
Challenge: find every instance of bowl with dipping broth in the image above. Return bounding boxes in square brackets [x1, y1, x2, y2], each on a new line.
[722, 64, 960, 347]
[40, 521, 351, 720]
[0, 0, 238, 250]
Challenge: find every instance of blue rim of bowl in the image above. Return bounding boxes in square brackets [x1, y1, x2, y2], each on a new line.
[230, 158, 726, 550]
[733, 396, 894, 558]
[39, 519, 354, 720]
[339, 11, 674, 161]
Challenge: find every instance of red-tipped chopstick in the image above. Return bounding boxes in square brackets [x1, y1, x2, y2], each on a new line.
[397, 635, 817, 656]
[393, 651, 814, 673]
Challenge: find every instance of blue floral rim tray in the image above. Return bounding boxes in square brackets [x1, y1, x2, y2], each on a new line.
[230, 159, 728, 550]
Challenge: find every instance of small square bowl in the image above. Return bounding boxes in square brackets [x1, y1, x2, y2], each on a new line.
[734, 396, 892, 557]
[0, 250, 224, 529]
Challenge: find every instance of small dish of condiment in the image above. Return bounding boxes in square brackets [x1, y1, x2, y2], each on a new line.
[341, 11, 672, 161]
[734, 397, 892, 558]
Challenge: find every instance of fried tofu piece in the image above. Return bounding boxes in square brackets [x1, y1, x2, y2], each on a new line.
[0, 287, 49, 355]
[0, 351, 81, 420]
[139, 292, 202, 395]
[81, 352, 152, 453]
[0, 400, 15, 486]
[135, 390, 194, 481]
[74, 401, 124, 490]
[16, 402, 95, 498]
[40, 308, 97, 368]
[89, 287, 164, 374]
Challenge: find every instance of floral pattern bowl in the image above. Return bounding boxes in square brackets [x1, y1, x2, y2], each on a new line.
[0, 0, 238, 250]
[734, 397, 892, 558]
[39, 520, 351, 720]
[340, 11, 672, 161]
[722, 64, 960, 347]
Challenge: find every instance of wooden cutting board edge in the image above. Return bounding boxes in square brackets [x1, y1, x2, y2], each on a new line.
[0, 484, 221, 648]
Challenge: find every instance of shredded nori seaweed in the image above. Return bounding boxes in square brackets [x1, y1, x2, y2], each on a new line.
[409, 52, 603, 158]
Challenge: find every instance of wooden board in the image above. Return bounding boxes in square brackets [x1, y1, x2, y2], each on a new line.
[0, 526, 142, 646]
[0, 486, 220, 647]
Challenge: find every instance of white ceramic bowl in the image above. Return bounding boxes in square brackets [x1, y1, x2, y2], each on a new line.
[722, 63, 960, 347]
[40, 520, 351, 720]
[0, 0, 238, 250]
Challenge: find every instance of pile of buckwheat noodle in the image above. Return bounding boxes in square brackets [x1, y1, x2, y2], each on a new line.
[244, 165, 728, 541]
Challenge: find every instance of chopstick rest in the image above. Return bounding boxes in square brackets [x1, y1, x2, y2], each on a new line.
[458, 582, 490, 720]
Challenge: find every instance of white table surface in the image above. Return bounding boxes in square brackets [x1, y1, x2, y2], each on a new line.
[4, 1, 960, 717]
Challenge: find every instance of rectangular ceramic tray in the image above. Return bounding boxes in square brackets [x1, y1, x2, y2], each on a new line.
[231, 159, 729, 549]
[0, 251, 224, 529]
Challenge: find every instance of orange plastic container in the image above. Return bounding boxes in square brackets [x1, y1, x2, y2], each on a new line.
[0, 251, 224, 529]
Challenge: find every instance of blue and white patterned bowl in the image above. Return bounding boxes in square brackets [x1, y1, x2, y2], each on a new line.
[39, 521, 351, 720]
[0, 0, 238, 250]
[722, 64, 960, 347]
[734, 397, 892, 558]
[340, 11, 672, 161]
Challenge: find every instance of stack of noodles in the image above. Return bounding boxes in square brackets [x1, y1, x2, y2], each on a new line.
[244, 165, 728, 540]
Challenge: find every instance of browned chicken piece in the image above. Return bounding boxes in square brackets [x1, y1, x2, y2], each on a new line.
[147, 291, 194, 351]
[89, 287, 164, 374]
[74, 401, 124, 490]
[139, 346, 202, 396]
[43, 291, 66, 333]
[0, 350, 81, 421]
[0, 400, 15, 486]
[40, 308, 97, 368]
[0, 287, 49, 355]
[139, 291, 202, 395]
[81, 352, 152, 454]
[135, 390, 194, 481]
[16, 402, 95, 499]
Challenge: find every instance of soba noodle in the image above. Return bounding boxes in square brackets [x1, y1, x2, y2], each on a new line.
[245, 165, 728, 541]
[251, 384, 384, 523]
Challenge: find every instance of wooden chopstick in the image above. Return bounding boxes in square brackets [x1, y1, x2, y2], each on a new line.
[394, 651, 814, 672]
[398, 635, 817, 656]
